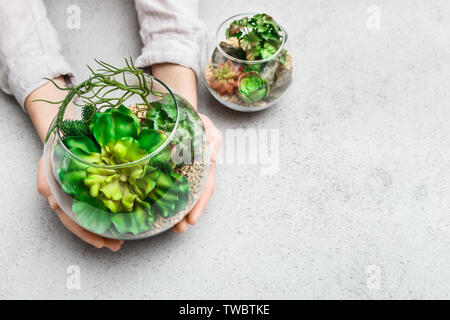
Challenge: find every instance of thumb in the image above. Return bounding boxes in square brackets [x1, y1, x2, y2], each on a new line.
[47, 195, 59, 210]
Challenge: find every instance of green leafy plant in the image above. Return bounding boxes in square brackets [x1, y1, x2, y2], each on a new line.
[81, 105, 96, 122]
[59, 105, 95, 140]
[226, 13, 284, 61]
[39, 58, 163, 143]
[277, 48, 287, 65]
[42, 59, 198, 236]
[237, 72, 269, 103]
[59, 120, 91, 139]
[207, 60, 243, 95]
[243, 63, 261, 73]
[58, 104, 190, 235]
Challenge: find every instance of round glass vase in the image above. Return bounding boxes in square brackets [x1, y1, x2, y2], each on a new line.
[43, 75, 209, 240]
[201, 13, 293, 112]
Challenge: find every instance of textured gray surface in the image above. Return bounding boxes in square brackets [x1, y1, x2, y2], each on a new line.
[1, 0, 450, 299]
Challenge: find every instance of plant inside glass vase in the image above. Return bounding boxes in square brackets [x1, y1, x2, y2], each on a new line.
[205, 13, 292, 108]
[40, 58, 202, 236]
[207, 60, 243, 95]
[237, 72, 269, 103]
[226, 13, 286, 62]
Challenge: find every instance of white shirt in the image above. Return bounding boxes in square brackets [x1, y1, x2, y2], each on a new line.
[0, 0, 206, 110]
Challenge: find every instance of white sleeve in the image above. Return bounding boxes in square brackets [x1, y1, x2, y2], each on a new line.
[134, 0, 207, 78]
[0, 0, 73, 110]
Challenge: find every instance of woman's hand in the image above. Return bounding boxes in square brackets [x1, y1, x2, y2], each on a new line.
[172, 114, 222, 233]
[27, 78, 123, 251]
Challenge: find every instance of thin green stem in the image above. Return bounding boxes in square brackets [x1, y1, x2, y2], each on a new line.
[42, 58, 164, 142]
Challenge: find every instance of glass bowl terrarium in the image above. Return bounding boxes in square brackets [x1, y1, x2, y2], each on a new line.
[201, 13, 293, 112]
[43, 59, 209, 240]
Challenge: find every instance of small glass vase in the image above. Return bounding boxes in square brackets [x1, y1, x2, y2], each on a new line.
[201, 13, 293, 112]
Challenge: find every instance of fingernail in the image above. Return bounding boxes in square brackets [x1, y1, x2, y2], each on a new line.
[93, 239, 104, 249]
[47, 195, 58, 210]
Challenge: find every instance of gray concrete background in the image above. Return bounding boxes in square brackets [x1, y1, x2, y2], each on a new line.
[0, 0, 449, 299]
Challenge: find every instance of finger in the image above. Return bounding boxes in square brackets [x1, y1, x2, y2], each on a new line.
[47, 195, 60, 210]
[199, 117, 222, 164]
[50, 195, 123, 250]
[187, 163, 216, 225]
[54, 207, 105, 249]
[208, 134, 223, 164]
[199, 114, 211, 127]
[212, 129, 224, 149]
[172, 218, 189, 233]
[103, 238, 124, 252]
[199, 114, 220, 142]
[56, 207, 123, 251]
[37, 157, 52, 198]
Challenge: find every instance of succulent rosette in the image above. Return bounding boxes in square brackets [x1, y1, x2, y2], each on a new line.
[237, 72, 269, 103]
[58, 104, 190, 235]
[207, 60, 243, 95]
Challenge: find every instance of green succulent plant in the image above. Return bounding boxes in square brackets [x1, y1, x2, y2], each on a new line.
[59, 120, 91, 139]
[59, 105, 96, 140]
[81, 105, 96, 122]
[142, 93, 203, 166]
[58, 104, 190, 235]
[207, 60, 242, 95]
[226, 13, 284, 61]
[243, 63, 261, 73]
[37, 59, 203, 235]
[237, 72, 270, 103]
[44, 59, 201, 236]
[277, 48, 287, 65]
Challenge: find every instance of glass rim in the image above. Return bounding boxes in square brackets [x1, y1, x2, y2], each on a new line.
[55, 74, 180, 169]
[215, 12, 287, 65]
